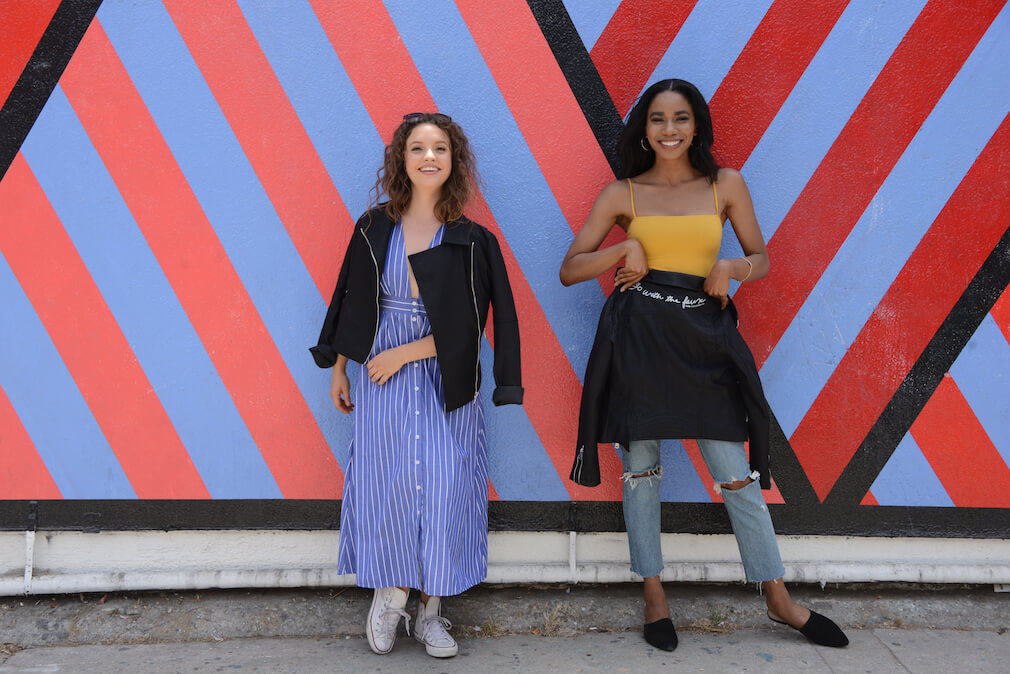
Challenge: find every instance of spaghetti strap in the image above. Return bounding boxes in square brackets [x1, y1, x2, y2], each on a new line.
[627, 178, 638, 218]
[712, 181, 720, 215]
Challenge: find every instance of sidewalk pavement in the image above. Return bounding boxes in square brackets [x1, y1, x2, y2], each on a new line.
[2, 628, 1009, 673]
[1, 584, 1008, 672]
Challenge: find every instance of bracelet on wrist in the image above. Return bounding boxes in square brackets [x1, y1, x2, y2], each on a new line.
[740, 257, 754, 282]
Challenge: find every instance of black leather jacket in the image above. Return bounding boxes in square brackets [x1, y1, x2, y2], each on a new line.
[310, 207, 523, 412]
[571, 270, 771, 489]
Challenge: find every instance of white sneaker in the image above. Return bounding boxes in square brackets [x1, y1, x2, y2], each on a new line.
[414, 596, 458, 658]
[366, 587, 410, 655]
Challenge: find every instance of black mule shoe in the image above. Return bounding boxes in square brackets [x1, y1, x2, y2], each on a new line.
[644, 617, 678, 651]
[768, 610, 849, 647]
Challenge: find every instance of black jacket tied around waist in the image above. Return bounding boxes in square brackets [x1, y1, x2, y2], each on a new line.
[572, 269, 771, 489]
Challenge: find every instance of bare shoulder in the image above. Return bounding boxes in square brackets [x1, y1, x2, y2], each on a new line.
[598, 178, 631, 201]
[716, 167, 747, 190]
[593, 179, 633, 216]
[716, 168, 752, 205]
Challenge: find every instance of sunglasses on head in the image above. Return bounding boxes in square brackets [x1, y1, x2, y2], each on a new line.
[402, 112, 452, 123]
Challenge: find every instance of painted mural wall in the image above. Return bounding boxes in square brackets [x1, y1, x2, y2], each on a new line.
[1, 0, 1008, 537]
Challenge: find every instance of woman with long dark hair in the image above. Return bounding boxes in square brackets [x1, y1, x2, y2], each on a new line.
[560, 80, 847, 652]
[312, 113, 522, 658]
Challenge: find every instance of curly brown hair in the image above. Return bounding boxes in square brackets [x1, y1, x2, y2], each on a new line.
[370, 113, 479, 225]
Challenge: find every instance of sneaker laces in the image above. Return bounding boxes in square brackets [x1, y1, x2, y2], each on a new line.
[379, 607, 411, 637]
[419, 614, 453, 645]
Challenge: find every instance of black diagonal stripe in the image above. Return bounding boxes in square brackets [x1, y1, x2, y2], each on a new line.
[825, 225, 1010, 505]
[526, 0, 623, 173]
[768, 411, 819, 504]
[0, 0, 103, 182]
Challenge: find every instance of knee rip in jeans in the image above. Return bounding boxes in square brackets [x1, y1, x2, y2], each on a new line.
[621, 465, 662, 490]
[713, 476, 756, 495]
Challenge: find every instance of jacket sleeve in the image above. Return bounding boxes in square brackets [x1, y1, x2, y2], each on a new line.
[485, 232, 524, 406]
[309, 227, 358, 368]
[726, 304, 772, 489]
[570, 301, 615, 487]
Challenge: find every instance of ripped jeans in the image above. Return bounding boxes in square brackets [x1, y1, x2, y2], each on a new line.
[621, 438, 785, 582]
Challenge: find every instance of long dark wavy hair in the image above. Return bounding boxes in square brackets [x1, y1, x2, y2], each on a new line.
[617, 79, 720, 183]
[370, 113, 479, 225]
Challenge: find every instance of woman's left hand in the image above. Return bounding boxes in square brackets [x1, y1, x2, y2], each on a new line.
[367, 347, 405, 385]
[703, 260, 733, 309]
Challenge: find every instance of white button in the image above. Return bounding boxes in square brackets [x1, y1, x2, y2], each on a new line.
[414, 386, 419, 391]
[415, 410, 420, 415]
[414, 363, 419, 368]
[412, 301, 417, 306]
[411, 317, 417, 321]
[416, 485, 421, 490]
[415, 460, 420, 465]
[415, 435, 420, 440]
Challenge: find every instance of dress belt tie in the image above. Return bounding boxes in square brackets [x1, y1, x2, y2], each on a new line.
[379, 295, 427, 315]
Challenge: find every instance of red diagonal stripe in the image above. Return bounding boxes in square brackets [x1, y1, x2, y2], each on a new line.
[788, 114, 1010, 499]
[0, 0, 60, 105]
[911, 376, 1010, 508]
[163, 0, 353, 300]
[456, 0, 625, 295]
[991, 284, 1010, 346]
[709, 0, 848, 169]
[736, 0, 1004, 369]
[590, 0, 698, 117]
[60, 22, 343, 498]
[0, 384, 61, 499]
[0, 155, 209, 498]
[310, 0, 621, 500]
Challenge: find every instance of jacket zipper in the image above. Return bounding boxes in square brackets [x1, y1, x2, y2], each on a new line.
[361, 229, 380, 353]
[470, 242, 480, 398]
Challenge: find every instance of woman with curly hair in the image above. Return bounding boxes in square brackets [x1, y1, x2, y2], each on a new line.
[311, 113, 523, 658]
[560, 80, 847, 652]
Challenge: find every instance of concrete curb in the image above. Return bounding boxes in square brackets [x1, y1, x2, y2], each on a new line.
[2, 583, 1008, 648]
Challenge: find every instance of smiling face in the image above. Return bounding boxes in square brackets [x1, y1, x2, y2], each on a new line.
[404, 122, 452, 191]
[644, 90, 697, 158]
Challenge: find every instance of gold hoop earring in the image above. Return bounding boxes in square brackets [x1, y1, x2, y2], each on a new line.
[640, 138, 651, 152]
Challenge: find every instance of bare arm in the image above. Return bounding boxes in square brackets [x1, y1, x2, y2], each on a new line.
[328, 334, 439, 411]
[330, 355, 353, 413]
[703, 169, 770, 307]
[366, 335, 437, 385]
[560, 181, 648, 291]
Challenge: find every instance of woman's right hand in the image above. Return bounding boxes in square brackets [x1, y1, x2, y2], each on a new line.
[615, 239, 648, 291]
[330, 367, 353, 414]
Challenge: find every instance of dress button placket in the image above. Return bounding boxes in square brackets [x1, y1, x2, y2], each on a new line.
[411, 310, 424, 517]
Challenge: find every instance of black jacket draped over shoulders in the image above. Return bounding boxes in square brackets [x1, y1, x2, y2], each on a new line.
[310, 207, 523, 412]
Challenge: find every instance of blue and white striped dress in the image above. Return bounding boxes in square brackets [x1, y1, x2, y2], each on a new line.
[338, 221, 489, 596]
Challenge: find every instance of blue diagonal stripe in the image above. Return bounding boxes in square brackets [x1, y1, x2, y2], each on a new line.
[21, 87, 282, 498]
[237, 0, 384, 218]
[97, 1, 347, 467]
[643, 0, 773, 102]
[950, 314, 1010, 467]
[384, 0, 605, 377]
[763, 6, 1010, 437]
[870, 434, 954, 507]
[0, 251, 136, 498]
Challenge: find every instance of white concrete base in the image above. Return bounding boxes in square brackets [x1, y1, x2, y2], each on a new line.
[1, 530, 1008, 596]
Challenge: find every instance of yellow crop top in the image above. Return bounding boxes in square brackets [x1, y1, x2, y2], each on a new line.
[625, 179, 723, 277]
